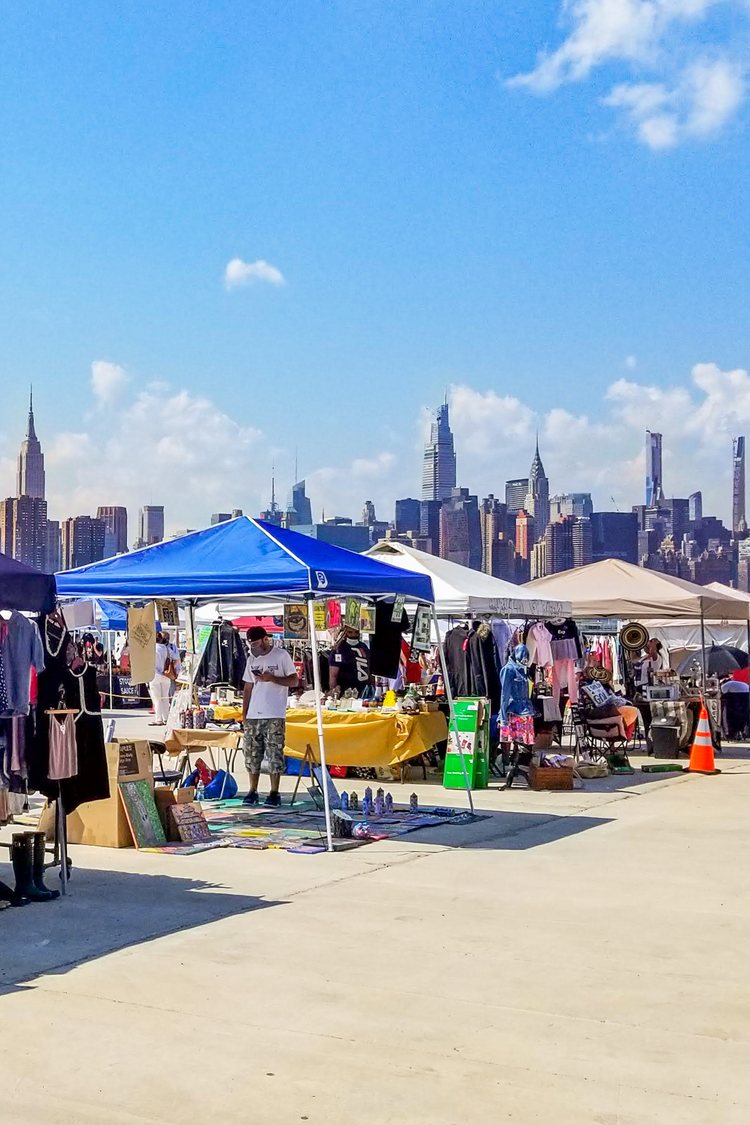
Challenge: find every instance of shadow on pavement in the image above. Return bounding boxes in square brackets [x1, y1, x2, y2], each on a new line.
[0, 867, 281, 994]
[407, 808, 613, 851]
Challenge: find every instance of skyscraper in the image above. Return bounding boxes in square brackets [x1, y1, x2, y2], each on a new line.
[0, 496, 48, 570]
[422, 402, 457, 501]
[419, 499, 442, 555]
[285, 481, 313, 527]
[645, 431, 663, 507]
[361, 500, 376, 526]
[138, 505, 164, 547]
[505, 478, 529, 513]
[689, 491, 703, 524]
[549, 492, 593, 520]
[439, 488, 482, 570]
[572, 516, 593, 568]
[733, 436, 746, 536]
[524, 438, 550, 532]
[46, 520, 61, 572]
[394, 498, 421, 535]
[97, 505, 128, 557]
[590, 512, 638, 564]
[16, 388, 45, 500]
[61, 516, 105, 569]
[479, 495, 508, 576]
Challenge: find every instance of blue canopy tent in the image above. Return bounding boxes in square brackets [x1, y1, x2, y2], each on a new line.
[56, 517, 435, 602]
[56, 517, 466, 849]
[70, 598, 129, 631]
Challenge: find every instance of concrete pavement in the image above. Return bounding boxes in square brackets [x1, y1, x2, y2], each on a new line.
[2, 725, 750, 1123]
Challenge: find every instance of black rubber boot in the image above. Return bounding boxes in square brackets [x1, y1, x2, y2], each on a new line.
[0, 879, 17, 908]
[11, 833, 53, 903]
[30, 832, 59, 900]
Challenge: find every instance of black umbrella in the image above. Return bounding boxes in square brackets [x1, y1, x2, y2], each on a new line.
[713, 645, 749, 670]
[707, 646, 742, 677]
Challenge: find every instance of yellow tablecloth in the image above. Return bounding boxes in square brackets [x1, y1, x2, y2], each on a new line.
[283, 708, 448, 767]
[165, 729, 242, 755]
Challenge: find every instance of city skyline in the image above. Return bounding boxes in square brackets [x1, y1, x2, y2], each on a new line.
[3, 380, 748, 540]
[1, 6, 749, 539]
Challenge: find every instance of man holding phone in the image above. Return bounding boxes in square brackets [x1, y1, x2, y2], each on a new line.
[241, 626, 298, 806]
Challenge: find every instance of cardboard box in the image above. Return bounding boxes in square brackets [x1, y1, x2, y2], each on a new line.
[65, 740, 154, 849]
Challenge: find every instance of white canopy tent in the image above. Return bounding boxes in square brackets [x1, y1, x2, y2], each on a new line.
[366, 542, 572, 619]
[647, 582, 750, 668]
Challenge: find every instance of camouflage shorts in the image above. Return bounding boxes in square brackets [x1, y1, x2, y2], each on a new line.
[243, 718, 286, 775]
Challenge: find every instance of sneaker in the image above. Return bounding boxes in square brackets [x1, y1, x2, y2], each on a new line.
[264, 791, 282, 808]
[242, 791, 259, 806]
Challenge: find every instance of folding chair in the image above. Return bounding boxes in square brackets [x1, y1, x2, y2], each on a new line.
[569, 704, 620, 764]
[149, 741, 184, 789]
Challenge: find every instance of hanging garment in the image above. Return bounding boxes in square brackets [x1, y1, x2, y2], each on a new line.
[551, 659, 579, 705]
[545, 619, 583, 662]
[0, 644, 8, 711]
[369, 599, 410, 679]
[467, 623, 501, 714]
[195, 621, 247, 691]
[1, 612, 45, 715]
[28, 615, 110, 814]
[126, 603, 156, 685]
[444, 625, 470, 697]
[48, 713, 78, 781]
[490, 620, 513, 668]
[526, 622, 554, 668]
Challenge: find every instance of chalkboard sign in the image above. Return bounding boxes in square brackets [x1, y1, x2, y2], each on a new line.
[119, 779, 167, 848]
[118, 742, 140, 777]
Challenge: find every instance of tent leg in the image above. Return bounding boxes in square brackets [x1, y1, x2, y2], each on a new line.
[108, 631, 113, 709]
[306, 595, 334, 852]
[432, 605, 474, 815]
[700, 609, 707, 694]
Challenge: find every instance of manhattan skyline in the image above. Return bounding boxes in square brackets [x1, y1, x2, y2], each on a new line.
[1, 4, 749, 529]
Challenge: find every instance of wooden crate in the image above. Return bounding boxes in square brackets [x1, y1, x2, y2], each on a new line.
[528, 764, 574, 791]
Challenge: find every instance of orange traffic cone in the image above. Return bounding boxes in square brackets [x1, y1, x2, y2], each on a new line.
[688, 704, 721, 775]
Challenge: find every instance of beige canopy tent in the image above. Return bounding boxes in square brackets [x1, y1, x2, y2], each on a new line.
[527, 559, 750, 621]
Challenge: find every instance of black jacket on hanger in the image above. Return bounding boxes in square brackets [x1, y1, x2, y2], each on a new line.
[195, 621, 247, 690]
[467, 622, 501, 714]
[444, 625, 470, 697]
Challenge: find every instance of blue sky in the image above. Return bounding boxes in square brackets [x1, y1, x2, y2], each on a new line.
[1, 1, 749, 533]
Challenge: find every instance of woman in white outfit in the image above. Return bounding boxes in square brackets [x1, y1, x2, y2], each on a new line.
[149, 632, 172, 726]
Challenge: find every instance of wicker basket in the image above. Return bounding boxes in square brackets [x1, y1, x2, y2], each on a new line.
[528, 764, 574, 791]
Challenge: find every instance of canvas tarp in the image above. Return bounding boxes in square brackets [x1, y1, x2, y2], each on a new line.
[366, 541, 571, 618]
[526, 559, 750, 621]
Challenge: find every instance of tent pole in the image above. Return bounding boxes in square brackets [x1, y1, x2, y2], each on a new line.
[700, 608, 707, 693]
[432, 604, 474, 814]
[306, 594, 334, 852]
[108, 630, 114, 709]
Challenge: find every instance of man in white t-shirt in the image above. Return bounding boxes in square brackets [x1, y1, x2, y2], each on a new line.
[241, 626, 298, 807]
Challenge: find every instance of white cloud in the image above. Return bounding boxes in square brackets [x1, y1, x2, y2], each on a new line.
[224, 258, 285, 290]
[605, 57, 745, 148]
[624, 354, 638, 368]
[509, 1, 747, 148]
[91, 360, 128, 404]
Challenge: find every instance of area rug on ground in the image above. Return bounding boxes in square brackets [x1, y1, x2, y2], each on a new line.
[144, 799, 478, 855]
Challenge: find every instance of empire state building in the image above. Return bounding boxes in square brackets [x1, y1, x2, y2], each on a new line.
[17, 388, 45, 499]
